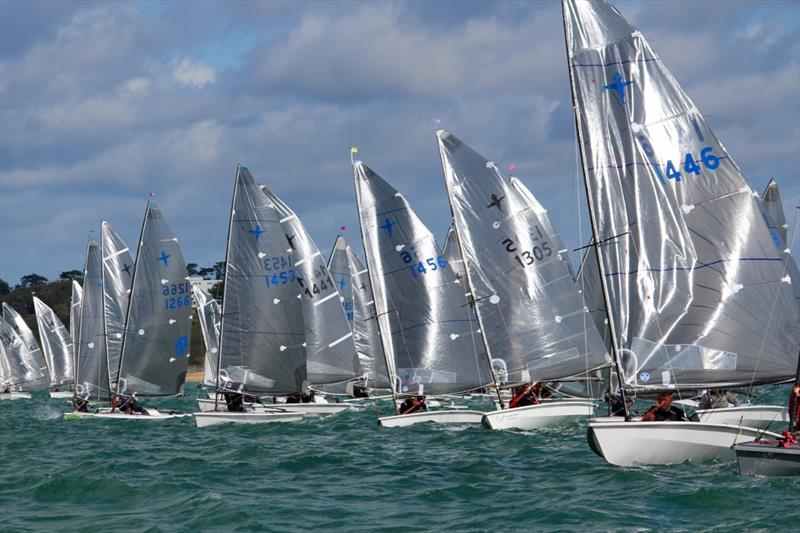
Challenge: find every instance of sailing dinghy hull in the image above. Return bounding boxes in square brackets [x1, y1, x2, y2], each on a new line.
[482, 400, 595, 430]
[63, 408, 189, 420]
[378, 410, 484, 427]
[49, 391, 73, 399]
[696, 405, 788, 431]
[196, 398, 355, 416]
[193, 411, 304, 427]
[0, 392, 31, 400]
[734, 441, 800, 476]
[587, 420, 780, 466]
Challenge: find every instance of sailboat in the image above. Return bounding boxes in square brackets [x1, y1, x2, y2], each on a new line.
[101, 220, 134, 391]
[0, 309, 49, 399]
[193, 166, 307, 426]
[32, 298, 74, 398]
[562, 0, 799, 465]
[191, 284, 220, 390]
[436, 129, 611, 430]
[735, 208, 800, 476]
[67, 239, 112, 411]
[353, 160, 494, 427]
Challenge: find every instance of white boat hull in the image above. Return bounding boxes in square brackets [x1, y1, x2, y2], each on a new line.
[482, 400, 596, 430]
[378, 410, 484, 427]
[734, 441, 800, 476]
[587, 419, 781, 466]
[49, 391, 73, 399]
[696, 405, 788, 431]
[63, 408, 189, 420]
[193, 411, 304, 427]
[196, 398, 354, 416]
[0, 392, 31, 400]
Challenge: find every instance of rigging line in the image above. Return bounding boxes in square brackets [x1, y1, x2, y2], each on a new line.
[572, 232, 629, 252]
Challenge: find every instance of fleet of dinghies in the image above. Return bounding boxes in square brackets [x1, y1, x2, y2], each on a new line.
[1, 0, 798, 476]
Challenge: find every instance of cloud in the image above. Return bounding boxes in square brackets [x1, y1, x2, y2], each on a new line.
[0, 0, 798, 286]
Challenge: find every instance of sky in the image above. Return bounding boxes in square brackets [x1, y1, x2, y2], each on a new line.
[1, 0, 798, 285]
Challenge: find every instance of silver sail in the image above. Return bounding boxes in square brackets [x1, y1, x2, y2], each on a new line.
[101, 221, 134, 388]
[346, 245, 388, 385]
[511, 177, 577, 278]
[2, 303, 49, 389]
[263, 186, 361, 385]
[218, 166, 306, 394]
[575, 245, 613, 354]
[116, 203, 190, 397]
[441, 227, 467, 286]
[75, 240, 111, 401]
[563, 0, 800, 389]
[69, 280, 83, 386]
[0, 319, 48, 390]
[354, 160, 492, 396]
[328, 236, 355, 327]
[436, 129, 611, 384]
[192, 285, 220, 388]
[32, 297, 73, 387]
[760, 180, 788, 249]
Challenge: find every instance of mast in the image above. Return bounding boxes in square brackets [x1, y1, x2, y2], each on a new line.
[113, 205, 149, 399]
[214, 165, 241, 410]
[74, 238, 91, 399]
[560, 0, 629, 417]
[436, 132, 505, 409]
[351, 157, 399, 414]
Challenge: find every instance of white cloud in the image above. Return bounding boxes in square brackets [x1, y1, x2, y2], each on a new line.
[172, 58, 216, 88]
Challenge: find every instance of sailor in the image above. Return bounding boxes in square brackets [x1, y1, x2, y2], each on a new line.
[73, 396, 89, 412]
[508, 383, 540, 409]
[697, 389, 742, 410]
[285, 394, 301, 404]
[641, 392, 690, 422]
[117, 395, 146, 415]
[224, 392, 246, 412]
[2, 385, 10, 394]
[398, 396, 426, 415]
[300, 389, 316, 403]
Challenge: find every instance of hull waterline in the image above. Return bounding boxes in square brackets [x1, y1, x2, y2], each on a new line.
[378, 410, 484, 427]
[482, 400, 595, 430]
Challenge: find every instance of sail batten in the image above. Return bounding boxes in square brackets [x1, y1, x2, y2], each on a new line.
[563, 0, 799, 390]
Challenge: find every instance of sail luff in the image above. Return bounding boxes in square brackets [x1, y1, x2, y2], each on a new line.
[216, 166, 241, 397]
[561, 0, 629, 408]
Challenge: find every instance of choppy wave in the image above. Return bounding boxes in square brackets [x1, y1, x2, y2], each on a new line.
[1, 385, 798, 531]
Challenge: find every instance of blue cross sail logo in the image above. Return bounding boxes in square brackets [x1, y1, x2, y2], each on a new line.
[249, 224, 265, 241]
[158, 251, 170, 266]
[338, 278, 346, 290]
[379, 218, 396, 238]
[604, 72, 635, 104]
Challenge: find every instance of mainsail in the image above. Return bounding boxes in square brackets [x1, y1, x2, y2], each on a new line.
[2, 303, 48, 383]
[353, 160, 492, 396]
[192, 285, 220, 388]
[262, 186, 361, 385]
[217, 166, 306, 395]
[101, 221, 134, 388]
[346, 245, 388, 385]
[563, 0, 800, 390]
[70, 280, 83, 384]
[116, 203, 190, 397]
[33, 297, 73, 387]
[436, 130, 611, 384]
[75, 240, 111, 401]
[0, 314, 49, 390]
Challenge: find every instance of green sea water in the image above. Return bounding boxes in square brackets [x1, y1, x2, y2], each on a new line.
[1, 385, 798, 532]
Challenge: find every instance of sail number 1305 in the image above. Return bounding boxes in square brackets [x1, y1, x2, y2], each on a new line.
[503, 238, 552, 268]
